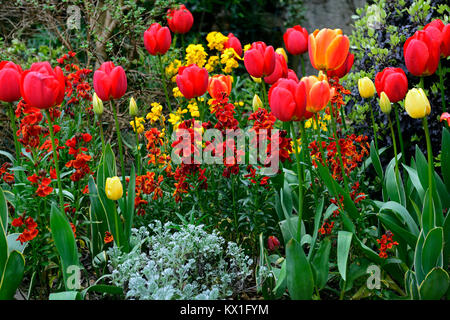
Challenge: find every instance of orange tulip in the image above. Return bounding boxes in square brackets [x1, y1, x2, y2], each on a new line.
[308, 28, 350, 72]
[208, 75, 233, 100]
[300, 72, 334, 113]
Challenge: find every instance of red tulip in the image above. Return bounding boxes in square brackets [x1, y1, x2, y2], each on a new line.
[0, 61, 22, 102]
[224, 33, 242, 57]
[244, 42, 276, 78]
[264, 52, 288, 85]
[208, 75, 232, 100]
[327, 52, 354, 78]
[144, 23, 172, 56]
[176, 64, 209, 100]
[375, 67, 408, 103]
[424, 19, 450, 57]
[404, 29, 440, 76]
[268, 78, 309, 122]
[20, 62, 65, 109]
[287, 69, 299, 82]
[283, 25, 309, 55]
[93, 62, 127, 101]
[267, 236, 280, 251]
[167, 4, 194, 34]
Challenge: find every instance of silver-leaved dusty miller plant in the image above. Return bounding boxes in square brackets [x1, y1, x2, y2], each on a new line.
[107, 221, 253, 300]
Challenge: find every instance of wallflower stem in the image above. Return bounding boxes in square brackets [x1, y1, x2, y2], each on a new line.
[98, 115, 106, 153]
[388, 115, 400, 183]
[330, 104, 350, 193]
[158, 54, 173, 113]
[45, 110, 64, 210]
[300, 54, 305, 78]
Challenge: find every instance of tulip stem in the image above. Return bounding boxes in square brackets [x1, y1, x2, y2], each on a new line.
[368, 100, 379, 151]
[133, 116, 141, 176]
[7, 103, 21, 165]
[388, 115, 400, 184]
[330, 104, 350, 193]
[393, 103, 405, 165]
[45, 110, 64, 210]
[261, 81, 269, 109]
[438, 61, 447, 114]
[422, 116, 434, 229]
[340, 105, 348, 132]
[291, 122, 303, 225]
[158, 54, 173, 113]
[300, 54, 305, 78]
[111, 100, 127, 205]
[98, 115, 106, 153]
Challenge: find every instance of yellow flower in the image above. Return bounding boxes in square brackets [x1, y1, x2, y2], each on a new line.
[243, 44, 252, 52]
[276, 48, 288, 63]
[358, 77, 376, 98]
[166, 59, 182, 82]
[206, 31, 229, 52]
[305, 114, 329, 131]
[105, 176, 123, 201]
[220, 48, 239, 74]
[405, 88, 430, 119]
[289, 138, 302, 154]
[379, 92, 391, 114]
[92, 93, 104, 115]
[187, 101, 200, 118]
[185, 44, 208, 68]
[252, 94, 263, 112]
[173, 87, 184, 98]
[205, 55, 219, 73]
[130, 117, 145, 134]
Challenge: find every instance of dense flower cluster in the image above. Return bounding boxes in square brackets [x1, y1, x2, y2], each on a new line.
[27, 169, 56, 197]
[12, 215, 39, 244]
[65, 133, 92, 182]
[135, 172, 164, 216]
[0, 163, 14, 185]
[377, 231, 399, 258]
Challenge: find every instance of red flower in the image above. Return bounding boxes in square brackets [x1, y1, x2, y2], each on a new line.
[327, 52, 354, 79]
[224, 33, 243, 57]
[440, 112, 450, 126]
[13, 215, 39, 244]
[167, 4, 194, 34]
[27, 171, 54, 197]
[104, 231, 114, 244]
[93, 62, 127, 101]
[264, 52, 288, 85]
[268, 78, 309, 122]
[267, 236, 280, 251]
[283, 25, 309, 55]
[404, 29, 440, 76]
[143, 23, 172, 56]
[0, 61, 23, 102]
[423, 19, 450, 57]
[20, 62, 65, 109]
[176, 64, 209, 100]
[374, 67, 408, 103]
[377, 231, 398, 258]
[244, 41, 276, 78]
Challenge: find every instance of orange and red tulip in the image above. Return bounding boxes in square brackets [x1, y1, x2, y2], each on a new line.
[327, 52, 354, 79]
[300, 72, 334, 113]
[208, 75, 233, 100]
[308, 28, 350, 72]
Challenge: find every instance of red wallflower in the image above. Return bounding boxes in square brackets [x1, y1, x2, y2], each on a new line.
[377, 231, 398, 258]
[27, 170, 54, 197]
[12, 215, 39, 244]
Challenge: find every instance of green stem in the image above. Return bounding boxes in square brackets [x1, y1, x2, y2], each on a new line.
[300, 54, 305, 78]
[112, 204, 121, 248]
[423, 117, 434, 228]
[98, 115, 105, 153]
[261, 80, 269, 108]
[330, 104, 350, 193]
[133, 117, 141, 176]
[388, 115, 400, 183]
[291, 122, 304, 225]
[45, 110, 64, 210]
[7, 103, 21, 164]
[340, 104, 348, 132]
[158, 54, 173, 113]
[438, 61, 447, 113]
[111, 100, 127, 204]
[368, 100, 379, 151]
[393, 103, 405, 165]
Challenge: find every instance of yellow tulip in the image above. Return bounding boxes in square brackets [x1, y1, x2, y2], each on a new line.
[276, 47, 288, 63]
[379, 92, 391, 114]
[105, 176, 123, 201]
[93, 92, 104, 115]
[129, 97, 138, 116]
[251, 76, 261, 83]
[358, 77, 375, 98]
[404, 88, 430, 119]
[252, 94, 263, 111]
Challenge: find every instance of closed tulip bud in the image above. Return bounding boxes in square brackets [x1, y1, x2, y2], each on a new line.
[93, 62, 127, 101]
[358, 77, 375, 98]
[167, 4, 194, 35]
[379, 92, 391, 114]
[268, 78, 310, 122]
[0, 61, 23, 103]
[375, 67, 408, 103]
[276, 48, 288, 63]
[105, 176, 123, 201]
[244, 41, 276, 78]
[252, 94, 263, 111]
[308, 28, 350, 71]
[267, 236, 280, 251]
[403, 29, 440, 76]
[283, 25, 309, 56]
[224, 33, 243, 57]
[143, 23, 172, 56]
[176, 64, 209, 100]
[92, 92, 104, 115]
[129, 97, 138, 116]
[405, 88, 431, 119]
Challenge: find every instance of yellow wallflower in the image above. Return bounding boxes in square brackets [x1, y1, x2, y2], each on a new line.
[173, 87, 184, 98]
[168, 108, 188, 130]
[220, 48, 239, 74]
[206, 31, 229, 52]
[166, 59, 182, 82]
[130, 117, 146, 134]
[205, 55, 219, 73]
[185, 44, 208, 68]
[305, 114, 330, 131]
[243, 44, 252, 52]
[289, 138, 302, 154]
[187, 100, 200, 118]
[146, 102, 164, 124]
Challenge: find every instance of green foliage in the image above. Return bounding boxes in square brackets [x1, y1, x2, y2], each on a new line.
[108, 222, 253, 300]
